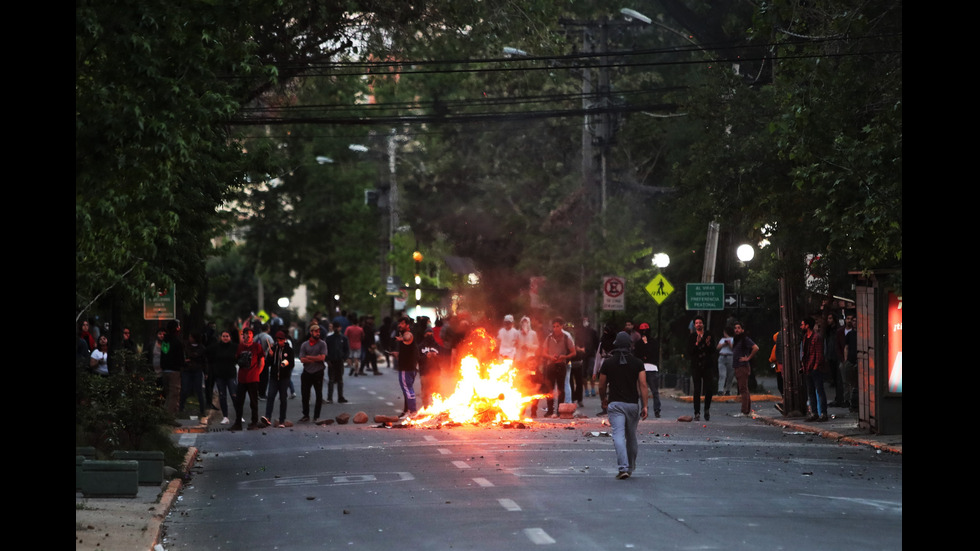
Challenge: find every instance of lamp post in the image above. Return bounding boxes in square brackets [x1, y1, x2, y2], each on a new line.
[652, 252, 670, 371]
[734, 243, 754, 319]
[413, 250, 423, 314]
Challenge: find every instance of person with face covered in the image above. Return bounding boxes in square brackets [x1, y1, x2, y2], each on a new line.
[598, 331, 650, 479]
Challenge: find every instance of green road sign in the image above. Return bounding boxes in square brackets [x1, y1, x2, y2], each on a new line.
[645, 274, 674, 305]
[686, 283, 724, 311]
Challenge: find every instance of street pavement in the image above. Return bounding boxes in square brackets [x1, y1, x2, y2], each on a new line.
[75, 367, 901, 551]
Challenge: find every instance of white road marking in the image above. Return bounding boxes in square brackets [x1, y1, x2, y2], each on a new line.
[498, 498, 521, 511]
[472, 478, 494, 487]
[451, 460, 470, 469]
[438, 448, 452, 455]
[524, 528, 556, 544]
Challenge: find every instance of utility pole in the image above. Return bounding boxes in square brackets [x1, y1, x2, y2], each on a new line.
[562, 14, 649, 323]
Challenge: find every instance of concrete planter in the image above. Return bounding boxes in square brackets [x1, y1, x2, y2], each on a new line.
[80, 460, 139, 497]
[111, 450, 165, 485]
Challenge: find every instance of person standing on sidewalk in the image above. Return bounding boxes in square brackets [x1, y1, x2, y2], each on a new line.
[298, 323, 328, 423]
[842, 313, 859, 412]
[687, 316, 714, 421]
[206, 330, 238, 425]
[731, 321, 759, 417]
[179, 332, 208, 421]
[800, 316, 828, 421]
[160, 320, 185, 416]
[598, 331, 649, 479]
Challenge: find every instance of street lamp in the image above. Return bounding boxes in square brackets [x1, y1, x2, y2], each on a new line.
[413, 250, 423, 313]
[652, 252, 670, 269]
[737, 244, 755, 263]
[619, 8, 652, 24]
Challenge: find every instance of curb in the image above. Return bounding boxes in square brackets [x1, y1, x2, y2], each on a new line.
[752, 413, 902, 455]
[148, 446, 198, 551]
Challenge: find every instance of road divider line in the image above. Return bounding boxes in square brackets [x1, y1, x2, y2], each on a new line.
[498, 498, 521, 511]
[524, 528, 556, 544]
[473, 477, 494, 487]
[451, 460, 470, 469]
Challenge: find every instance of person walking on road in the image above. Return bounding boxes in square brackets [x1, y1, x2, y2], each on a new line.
[598, 331, 650, 479]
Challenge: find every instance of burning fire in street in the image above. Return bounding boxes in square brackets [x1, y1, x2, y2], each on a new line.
[408, 355, 543, 426]
[406, 328, 543, 427]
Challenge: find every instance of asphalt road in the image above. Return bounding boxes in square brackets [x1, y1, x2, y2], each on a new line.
[160, 372, 902, 551]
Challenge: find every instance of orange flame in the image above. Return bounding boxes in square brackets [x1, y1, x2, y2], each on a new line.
[408, 327, 543, 426]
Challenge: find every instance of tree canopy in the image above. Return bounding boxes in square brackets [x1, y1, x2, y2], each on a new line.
[77, 0, 901, 342]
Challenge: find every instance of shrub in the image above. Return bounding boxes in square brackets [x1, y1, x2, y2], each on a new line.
[76, 365, 186, 467]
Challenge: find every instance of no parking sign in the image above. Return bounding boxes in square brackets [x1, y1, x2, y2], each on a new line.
[602, 276, 625, 311]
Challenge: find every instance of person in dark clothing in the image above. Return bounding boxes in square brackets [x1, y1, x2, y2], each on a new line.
[324, 322, 350, 403]
[598, 332, 649, 479]
[392, 317, 420, 417]
[179, 332, 208, 420]
[633, 323, 662, 418]
[160, 320, 185, 416]
[206, 330, 238, 425]
[687, 316, 714, 421]
[418, 327, 444, 409]
[261, 331, 295, 428]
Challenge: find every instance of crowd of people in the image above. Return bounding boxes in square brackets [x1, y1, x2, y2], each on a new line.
[77, 307, 860, 480]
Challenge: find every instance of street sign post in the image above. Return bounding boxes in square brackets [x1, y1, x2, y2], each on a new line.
[645, 274, 674, 305]
[686, 283, 724, 311]
[602, 276, 625, 311]
[144, 286, 176, 320]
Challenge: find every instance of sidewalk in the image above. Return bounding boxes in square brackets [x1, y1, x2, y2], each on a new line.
[670, 388, 903, 455]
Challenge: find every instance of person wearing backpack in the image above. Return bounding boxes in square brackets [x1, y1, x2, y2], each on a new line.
[231, 327, 265, 431]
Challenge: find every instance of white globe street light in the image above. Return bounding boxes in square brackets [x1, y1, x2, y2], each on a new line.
[277, 297, 290, 308]
[652, 253, 670, 269]
[737, 244, 755, 263]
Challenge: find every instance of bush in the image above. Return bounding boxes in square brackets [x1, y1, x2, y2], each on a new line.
[75, 366, 186, 468]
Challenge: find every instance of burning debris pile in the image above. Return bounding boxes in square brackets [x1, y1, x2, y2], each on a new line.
[408, 354, 543, 427]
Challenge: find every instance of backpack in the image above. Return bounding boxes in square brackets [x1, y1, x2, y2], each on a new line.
[237, 349, 252, 371]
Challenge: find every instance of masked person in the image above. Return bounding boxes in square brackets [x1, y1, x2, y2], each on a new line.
[598, 332, 650, 479]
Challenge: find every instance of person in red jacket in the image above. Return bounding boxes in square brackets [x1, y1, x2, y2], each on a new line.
[231, 327, 265, 431]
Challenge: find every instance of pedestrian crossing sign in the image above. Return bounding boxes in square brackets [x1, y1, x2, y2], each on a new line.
[645, 274, 674, 305]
